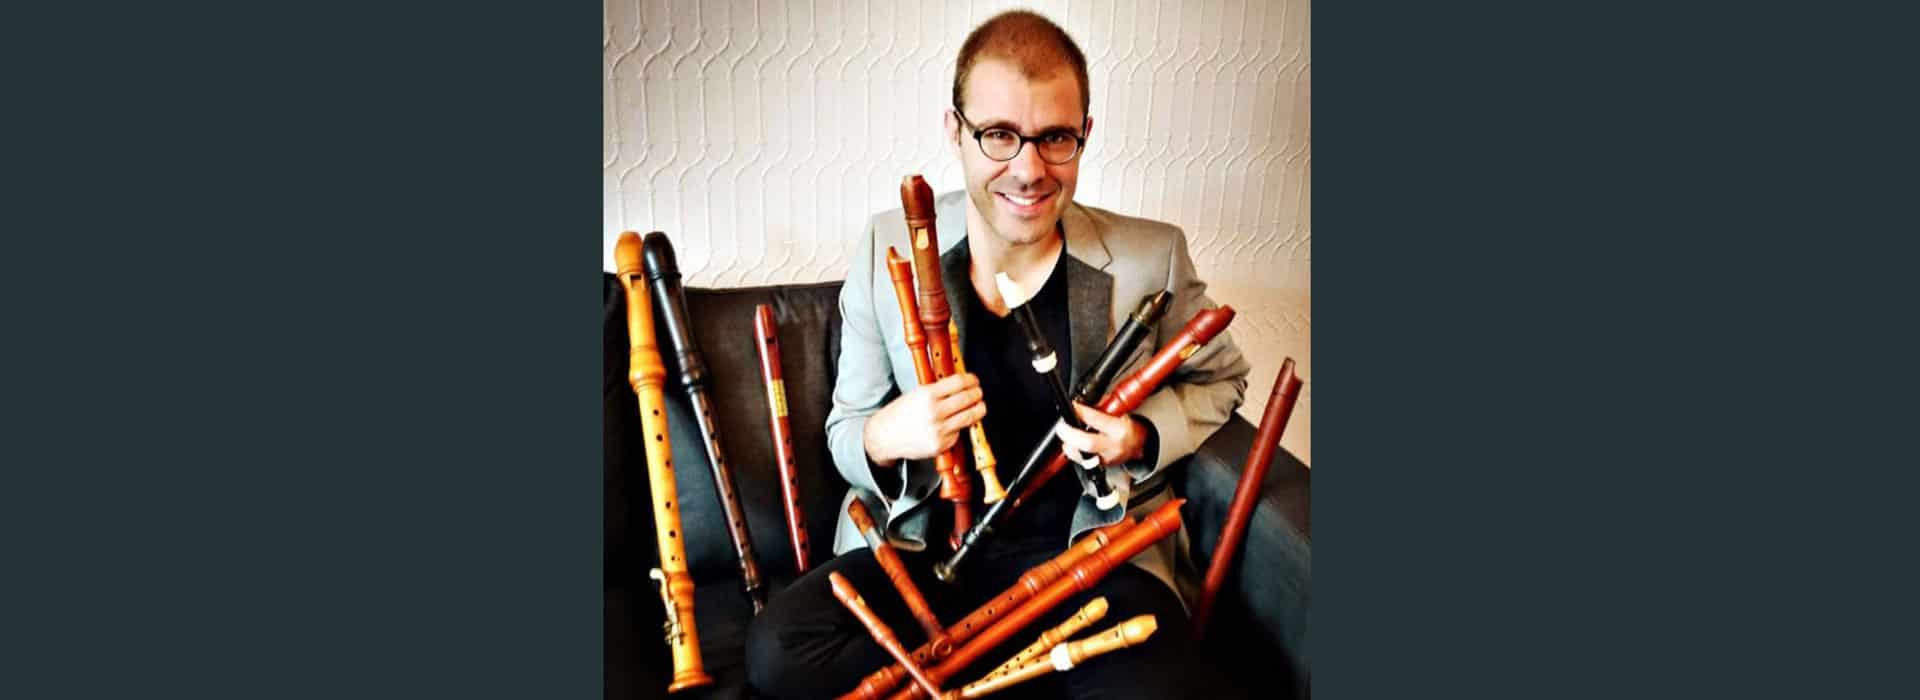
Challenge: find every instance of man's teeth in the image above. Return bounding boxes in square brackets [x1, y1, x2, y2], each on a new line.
[1003, 193, 1042, 206]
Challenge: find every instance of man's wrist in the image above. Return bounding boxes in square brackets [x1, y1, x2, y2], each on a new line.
[1129, 414, 1159, 467]
[863, 420, 895, 465]
[860, 414, 887, 464]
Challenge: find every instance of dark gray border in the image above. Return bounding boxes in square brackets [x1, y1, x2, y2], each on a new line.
[6, 2, 601, 697]
[1318, 2, 1918, 698]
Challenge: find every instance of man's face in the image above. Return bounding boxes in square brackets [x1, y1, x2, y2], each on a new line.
[949, 59, 1090, 247]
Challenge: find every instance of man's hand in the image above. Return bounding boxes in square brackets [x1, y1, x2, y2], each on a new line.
[864, 373, 984, 465]
[1054, 402, 1149, 466]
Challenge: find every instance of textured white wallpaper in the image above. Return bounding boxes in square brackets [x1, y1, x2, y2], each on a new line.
[605, 0, 1310, 462]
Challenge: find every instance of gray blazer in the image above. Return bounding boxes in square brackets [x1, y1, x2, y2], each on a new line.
[825, 190, 1250, 599]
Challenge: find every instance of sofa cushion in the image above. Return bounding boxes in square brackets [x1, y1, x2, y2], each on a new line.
[605, 275, 851, 585]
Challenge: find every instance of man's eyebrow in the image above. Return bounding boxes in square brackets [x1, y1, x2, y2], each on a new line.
[973, 117, 1084, 135]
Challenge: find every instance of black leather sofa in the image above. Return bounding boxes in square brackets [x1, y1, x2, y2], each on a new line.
[605, 274, 1310, 699]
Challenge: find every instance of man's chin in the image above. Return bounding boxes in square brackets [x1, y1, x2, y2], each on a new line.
[991, 216, 1057, 245]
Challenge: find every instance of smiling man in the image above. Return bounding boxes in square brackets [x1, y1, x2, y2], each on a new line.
[746, 10, 1250, 698]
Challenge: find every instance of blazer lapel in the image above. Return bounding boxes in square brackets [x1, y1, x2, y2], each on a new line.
[1061, 202, 1111, 271]
[939, 237, 972, 345]
[1064, 256, 1112, 391]
[1061, 202, 1114, 390]
[933, 190, 972, 344]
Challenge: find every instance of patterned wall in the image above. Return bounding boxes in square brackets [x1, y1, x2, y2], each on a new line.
[604, 0, 1310, 462]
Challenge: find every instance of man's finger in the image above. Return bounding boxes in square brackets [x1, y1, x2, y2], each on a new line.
[932, 387, 984, 421]
[1054, 422, 1099, 454]
[1070, 401, 1125, 435]
[927, 372, 978, 399]
[940, 403, 987, 435]
[1063, 442, 1100, 468]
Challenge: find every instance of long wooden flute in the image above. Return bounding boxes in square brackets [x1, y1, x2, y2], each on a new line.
[884, 248, 974, 528]
[956, 615, 1158, 698]
[978, 597, 1107, 681]
[992, 273, 1084, 439]
[935, 302, 1226, 583]
[885, 499, 1188, 700]
[901, 175, 973, 548]
[885, 249, 936, 393]
[642, 232, 767, 613]
[831, 572, 946, 700]
[1074, 291, 1173, 411]
[848, 498, 945, 642]
[1191, 357, 1302, 640]
[615, 232, 712, 693]
[754, 303, 812, 573]
[947, 319, 1005, 504]
[993, 273, 1111, 507]
[840, 519, 1135, 700]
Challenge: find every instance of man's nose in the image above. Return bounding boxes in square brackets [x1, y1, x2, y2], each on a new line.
[1006, 140, 1048, 181]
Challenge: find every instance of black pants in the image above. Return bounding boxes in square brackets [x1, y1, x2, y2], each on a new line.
[744, 539, 1227, 699]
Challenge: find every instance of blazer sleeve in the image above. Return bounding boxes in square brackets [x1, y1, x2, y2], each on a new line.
[825, 217, 906, 500]
[1125, 227, 1252, 480]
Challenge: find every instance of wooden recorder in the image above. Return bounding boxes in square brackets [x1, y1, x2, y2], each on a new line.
[615, 231, 712, 693]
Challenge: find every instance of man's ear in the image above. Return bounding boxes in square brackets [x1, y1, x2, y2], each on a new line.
[943, 110, 962, 155]
[1083, 115, 1095, 142]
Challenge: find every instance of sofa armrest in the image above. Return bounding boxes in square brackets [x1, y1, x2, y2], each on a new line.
[1177, 414, 1311, 695]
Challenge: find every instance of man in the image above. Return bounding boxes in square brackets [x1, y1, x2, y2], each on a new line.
[746, 10, 1249, 698]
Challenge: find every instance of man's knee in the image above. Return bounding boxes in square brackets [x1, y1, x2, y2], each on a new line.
[1058, 566, 1203, 697]
[743, 609, 796, 695]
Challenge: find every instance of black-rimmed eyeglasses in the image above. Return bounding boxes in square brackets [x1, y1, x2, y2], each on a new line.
[952, 106, 1087, 165]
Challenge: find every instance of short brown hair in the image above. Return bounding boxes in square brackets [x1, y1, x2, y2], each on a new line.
[952, 10, 1090, 116]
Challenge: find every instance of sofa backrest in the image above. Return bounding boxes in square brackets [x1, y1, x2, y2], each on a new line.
[604, 274, 850, 586]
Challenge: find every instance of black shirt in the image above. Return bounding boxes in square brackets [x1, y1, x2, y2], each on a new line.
[960, 248, 1082, 554]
